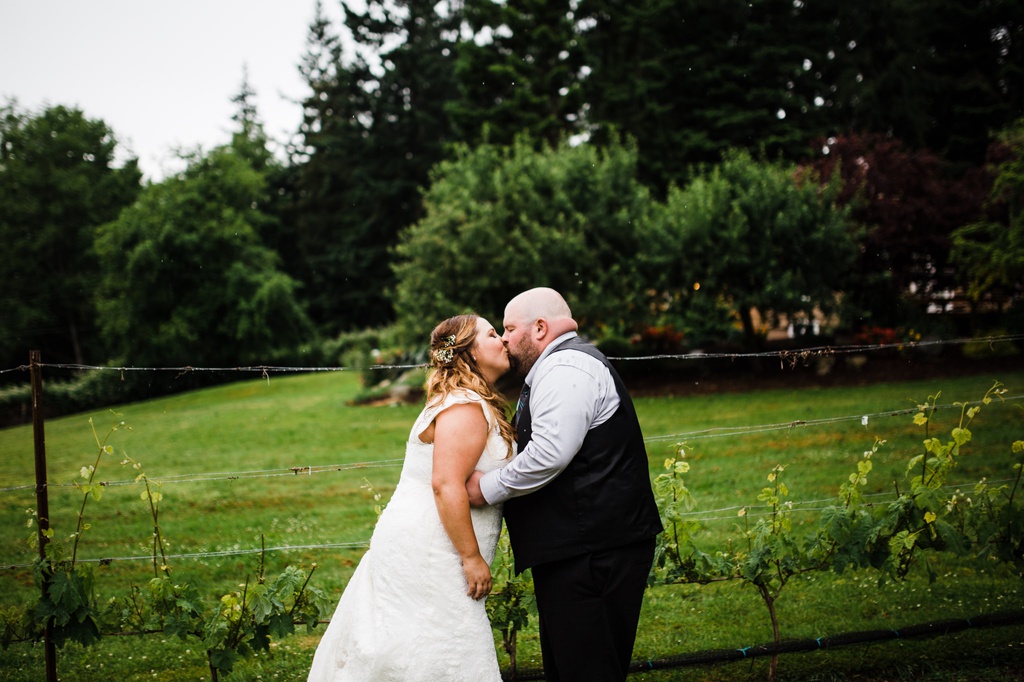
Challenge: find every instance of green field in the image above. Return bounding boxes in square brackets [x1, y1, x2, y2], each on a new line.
[1, 365, 1022, 681]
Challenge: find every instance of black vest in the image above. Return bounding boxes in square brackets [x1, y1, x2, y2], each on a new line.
[503, 337, 663, 573]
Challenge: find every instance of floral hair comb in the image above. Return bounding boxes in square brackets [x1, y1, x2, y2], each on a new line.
[433, 334, 457, 365]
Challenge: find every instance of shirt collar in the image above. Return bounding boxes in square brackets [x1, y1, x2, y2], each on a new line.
[524, 331, 578, 386]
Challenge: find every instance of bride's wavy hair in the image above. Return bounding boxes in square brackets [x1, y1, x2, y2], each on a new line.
[426, 314, 515, 458]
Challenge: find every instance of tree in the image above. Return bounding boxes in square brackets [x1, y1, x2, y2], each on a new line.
[916, 0, 1024, 167]
[448, 0, 586, 147]
[951, 119, 1024, 309]
[0, 103, 141, 370]
[804, 133, 989, 328]
[293, 0, 459, 335]
[573, 0, 1024, 192]
[577, 0, 838, 192]
[95, 146, 312, 369]
[817, 0, 1024, 169]
[827, 0, 1024, 169]
[227, 71, 298, 271]
[391, 135, 653, 343]
[229, 66, 275, 174]
[639, 149, 857, 350]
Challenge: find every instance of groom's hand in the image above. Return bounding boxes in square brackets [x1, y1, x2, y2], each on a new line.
[466, 470, 487, 508]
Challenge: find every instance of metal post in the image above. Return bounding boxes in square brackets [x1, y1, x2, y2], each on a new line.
[30, 351, 58, 682]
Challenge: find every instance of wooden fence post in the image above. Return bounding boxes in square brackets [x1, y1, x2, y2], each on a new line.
[30, 350, 58, 682]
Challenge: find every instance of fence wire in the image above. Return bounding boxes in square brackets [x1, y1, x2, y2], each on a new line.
[2, 393, 1018, 495]
[1, 333, 1022, 377]
[2, 473, 1017, 571]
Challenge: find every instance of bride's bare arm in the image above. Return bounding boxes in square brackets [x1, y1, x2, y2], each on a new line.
[432, 402, 493, 600]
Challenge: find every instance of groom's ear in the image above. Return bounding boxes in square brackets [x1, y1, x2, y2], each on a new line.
[533, 318, 548, 340]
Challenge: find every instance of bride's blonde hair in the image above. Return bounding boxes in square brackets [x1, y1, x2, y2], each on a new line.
[425, 314, 515, 458]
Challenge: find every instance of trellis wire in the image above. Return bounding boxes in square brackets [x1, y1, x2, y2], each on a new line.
[2, 392, 1018, 495]
[2, 475, 1016, 572]
[1, 541, 370, 571]
[0, 372, 1016, 566]
[644, 393, 1024, 443]
[0, 333, 1021, 376]
[0, 459, 408, 493]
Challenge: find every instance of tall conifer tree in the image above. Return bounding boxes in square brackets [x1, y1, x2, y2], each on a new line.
[577, 0, 836, 192]
[448, 0, 586, 147]
[294, 0, 459, 333]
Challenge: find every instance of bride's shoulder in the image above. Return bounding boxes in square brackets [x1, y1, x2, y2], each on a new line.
[434, 388, 484, 407]
[423, 389, 485, 418]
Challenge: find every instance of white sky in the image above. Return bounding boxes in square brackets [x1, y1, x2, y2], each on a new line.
[1, 0, 343, 181]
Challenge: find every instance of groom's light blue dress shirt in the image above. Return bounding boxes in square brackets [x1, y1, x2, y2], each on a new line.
[479, 331, 620, 505]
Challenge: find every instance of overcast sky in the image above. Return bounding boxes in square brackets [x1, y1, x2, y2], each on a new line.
[1, 0, 343, 180]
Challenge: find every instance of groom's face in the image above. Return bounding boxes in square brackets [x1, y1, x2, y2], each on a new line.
[502, 313, 541, 378]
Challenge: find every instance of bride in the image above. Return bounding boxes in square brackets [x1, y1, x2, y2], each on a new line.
[308, 314, 515, 681]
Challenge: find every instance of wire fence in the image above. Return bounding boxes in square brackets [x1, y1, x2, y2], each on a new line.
[1, 335, 1022, 678]
[3, 388, 1020, 496]
[2, 333, 1023, 377]
[1, 336, 1021, 569]
[5, 474, 1020, 571]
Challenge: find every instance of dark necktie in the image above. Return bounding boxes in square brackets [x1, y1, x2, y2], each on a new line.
[513, 383, 530, 429]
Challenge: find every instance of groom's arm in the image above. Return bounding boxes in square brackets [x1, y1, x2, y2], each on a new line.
[467, 470, 487, 508]
[474, 361, 604, 506]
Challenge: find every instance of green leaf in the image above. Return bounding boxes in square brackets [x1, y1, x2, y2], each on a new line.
[248, 586, 273, 622]
[268, 612, 294, 639]
[252, 622, 271, 652]
[48, 572, 84, 614]
[952, 427, 971, 447]
[208, 648, 239, 674]
[164, 611, 195, 641]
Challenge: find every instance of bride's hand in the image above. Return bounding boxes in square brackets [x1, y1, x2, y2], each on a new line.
[462, 554, 492, 600]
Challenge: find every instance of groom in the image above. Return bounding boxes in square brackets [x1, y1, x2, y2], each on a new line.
[468, 287, 663, 682]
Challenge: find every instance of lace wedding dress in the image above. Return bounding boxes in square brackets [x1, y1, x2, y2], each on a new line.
[308, 390, 510, 682]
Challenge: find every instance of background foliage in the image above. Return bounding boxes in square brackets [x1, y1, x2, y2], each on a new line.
[95, 146, 313, 370]
[391, 134, 654, 340]
[2, 0, 1023, 406]
[0, 104, 141, 370]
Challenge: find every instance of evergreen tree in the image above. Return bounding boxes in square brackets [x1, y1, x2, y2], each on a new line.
[230, 65, 274, 173]
[573, 0, 1024, 191]
[920, 0, 1024, 167]
[448, 0, 586, 147]
[577, 0, 836, 192]
[294, 0, 459, 335]
[810, 0, 1024, 169]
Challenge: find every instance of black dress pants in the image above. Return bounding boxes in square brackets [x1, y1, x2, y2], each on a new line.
[530, 537, 656, 682]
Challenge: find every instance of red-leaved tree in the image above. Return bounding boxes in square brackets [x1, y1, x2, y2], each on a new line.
[805, 133, 991, 327]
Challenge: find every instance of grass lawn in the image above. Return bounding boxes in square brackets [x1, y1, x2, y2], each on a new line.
[0, 362, 1022, 681]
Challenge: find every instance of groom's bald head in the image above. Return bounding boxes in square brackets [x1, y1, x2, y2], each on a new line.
[506, 288, 576, 334]
[502, 288, 578, 376]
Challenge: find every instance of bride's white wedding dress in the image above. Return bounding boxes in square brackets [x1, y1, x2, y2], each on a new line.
[308, 390, 510, 682]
